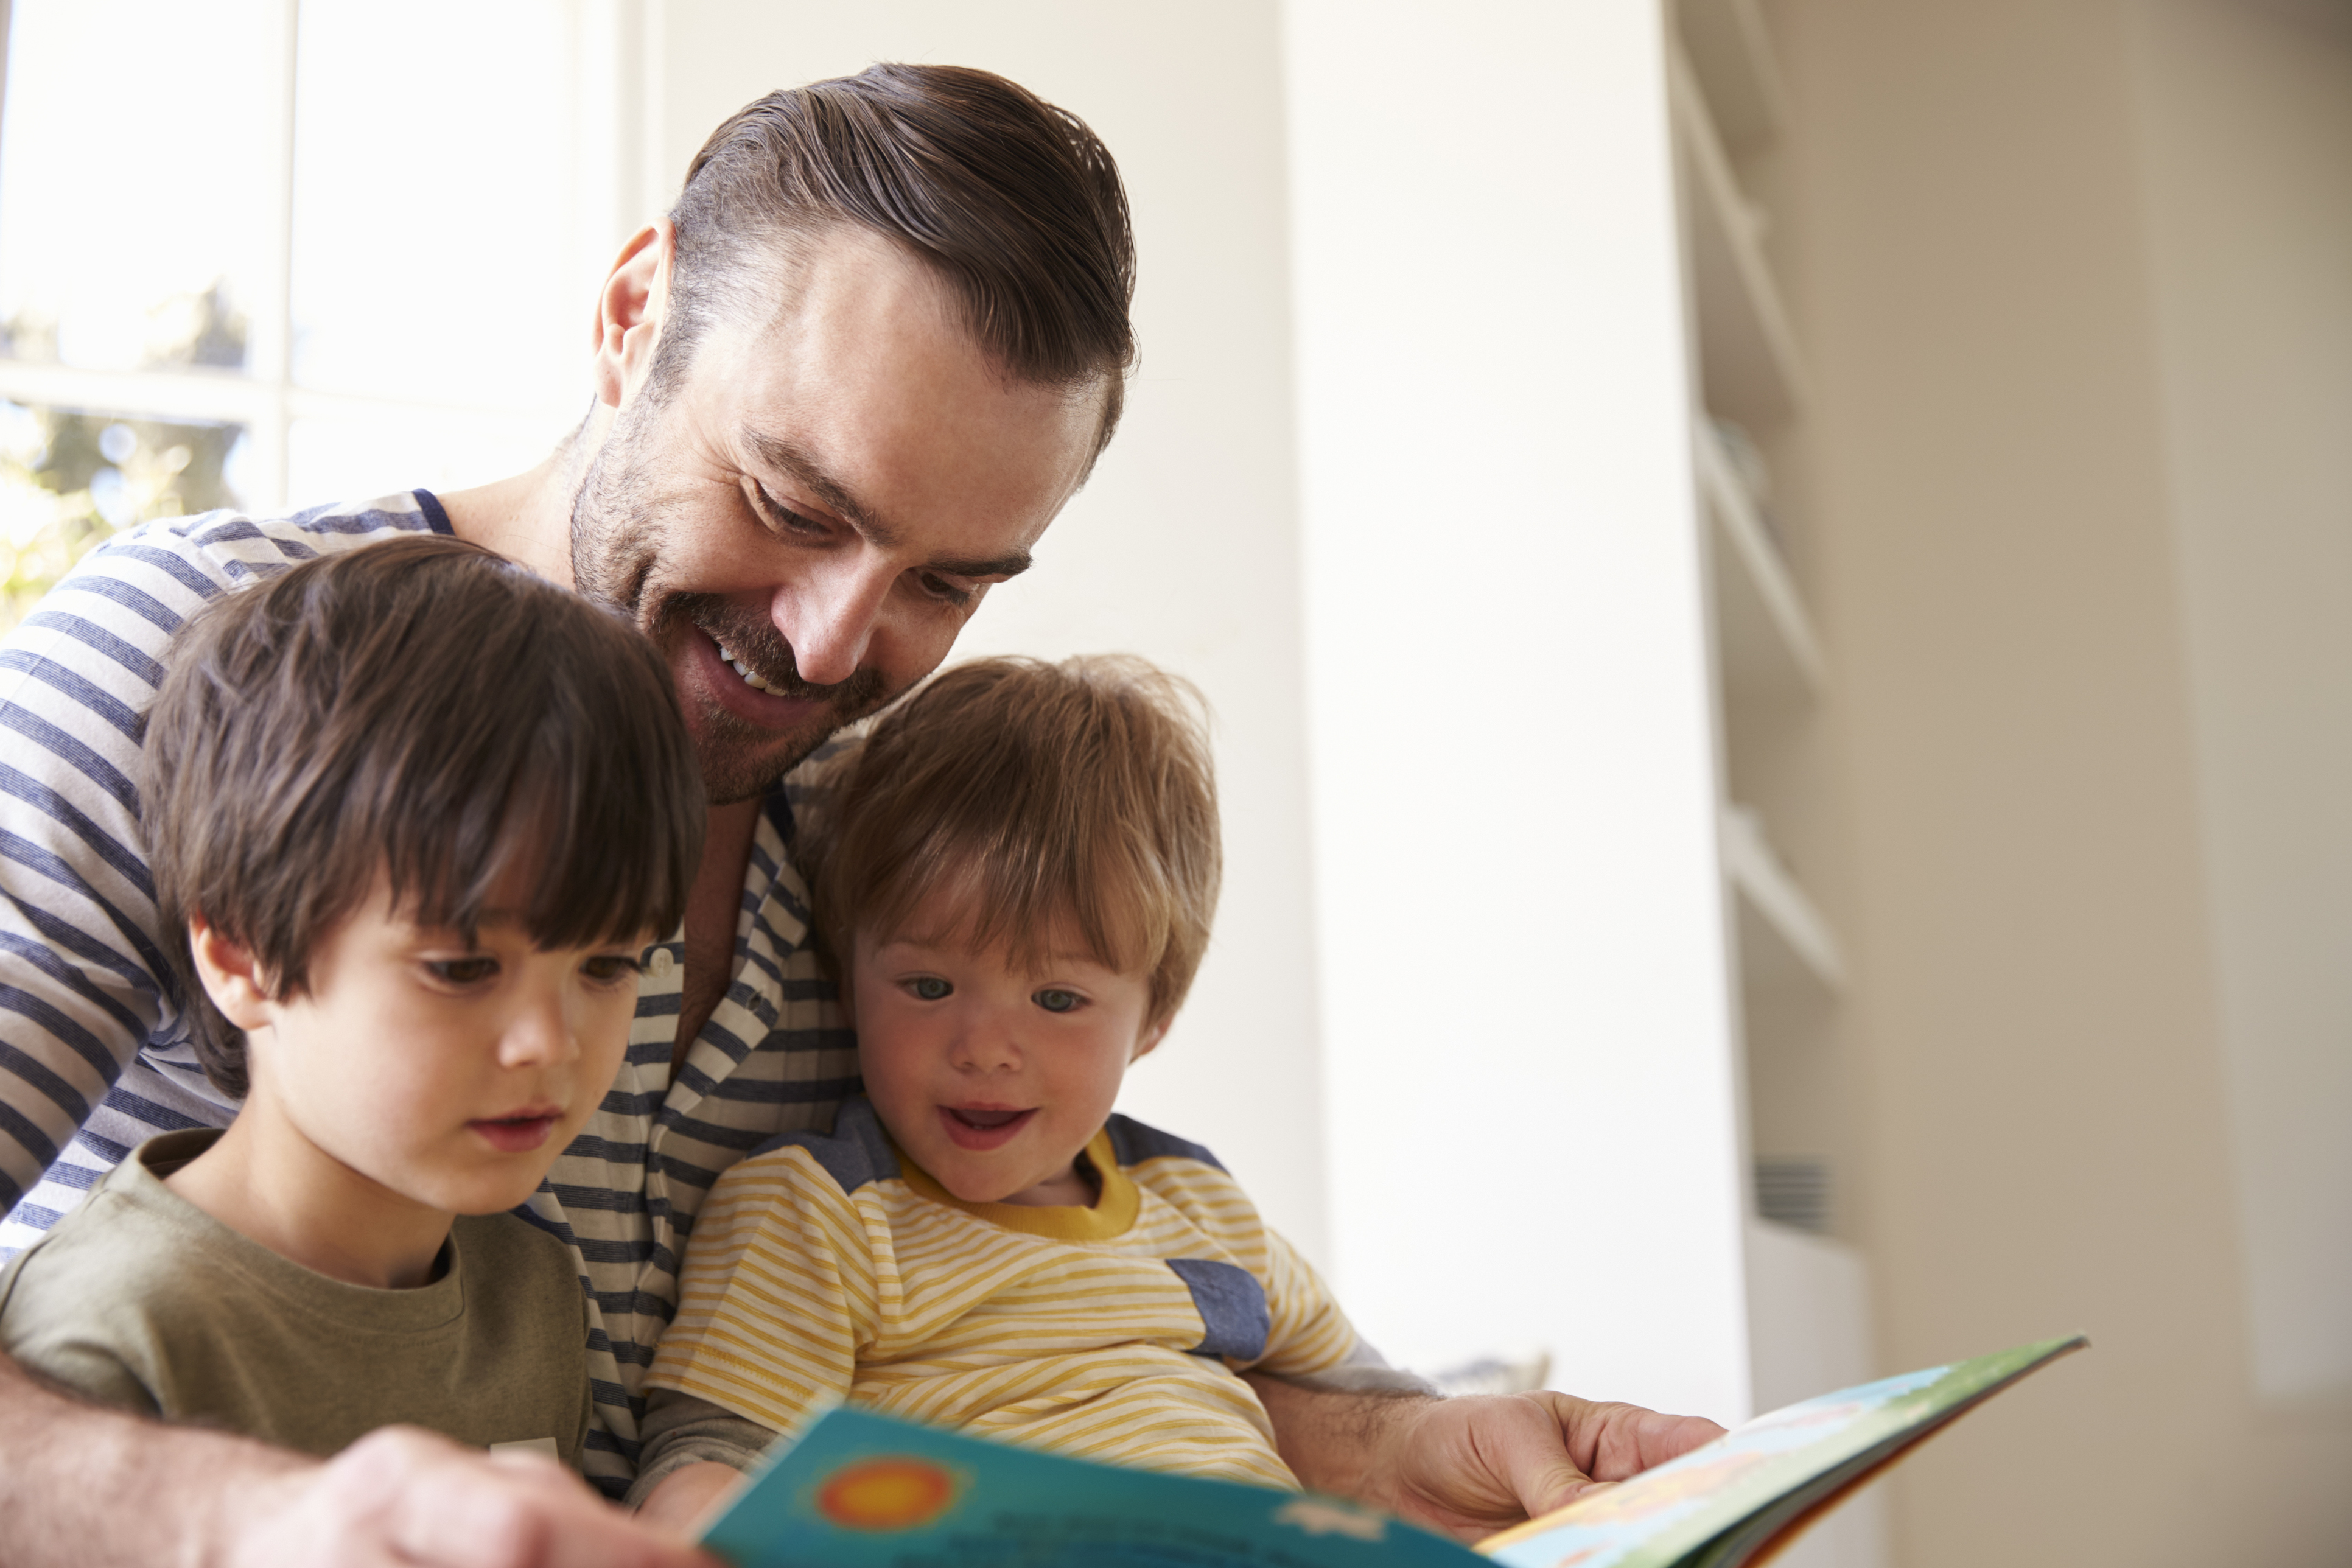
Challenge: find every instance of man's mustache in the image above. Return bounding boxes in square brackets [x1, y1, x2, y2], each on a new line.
[673, 595, 889, 712]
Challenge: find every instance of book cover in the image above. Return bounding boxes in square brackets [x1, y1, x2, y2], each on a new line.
[697, 1334, 2085, 1568]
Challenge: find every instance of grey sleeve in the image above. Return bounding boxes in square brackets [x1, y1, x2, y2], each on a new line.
[625, 1387, 782, 1508]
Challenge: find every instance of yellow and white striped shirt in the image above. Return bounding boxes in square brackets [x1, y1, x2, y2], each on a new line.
[646, 1099, 1359, 1489]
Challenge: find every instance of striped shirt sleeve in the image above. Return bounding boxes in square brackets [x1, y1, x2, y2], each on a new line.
[647, 1146, 873, 1434]
[0, 500, 443, 1227]
[1254, 1226, 1361, 1379]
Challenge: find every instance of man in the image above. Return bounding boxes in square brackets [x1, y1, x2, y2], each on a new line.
[0, 64, 1720, 1566]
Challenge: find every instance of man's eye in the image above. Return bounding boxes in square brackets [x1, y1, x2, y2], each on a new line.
[908, 976, 953, 1001]
[427, 957, 499, 985]
[1033, 988, 1083, 1014]
[915, 570, 976, 606]
[749, 485, 826, 538]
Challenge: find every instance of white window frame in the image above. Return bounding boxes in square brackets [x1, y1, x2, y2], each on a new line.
[0, 0, 659, 514]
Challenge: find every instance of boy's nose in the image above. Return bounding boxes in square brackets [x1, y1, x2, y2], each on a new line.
[950, 1015, 1023, 1073]
[500, 987, 580, 1069]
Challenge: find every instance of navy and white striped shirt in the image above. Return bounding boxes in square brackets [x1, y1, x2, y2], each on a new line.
[0, 494, 859, 1494]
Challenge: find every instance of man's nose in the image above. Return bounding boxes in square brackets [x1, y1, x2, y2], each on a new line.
[773, 553, 897, 688]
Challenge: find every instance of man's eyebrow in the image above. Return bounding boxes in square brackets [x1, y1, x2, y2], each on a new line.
[744, 430, 894, 542]
[744, 429, 1034, 581]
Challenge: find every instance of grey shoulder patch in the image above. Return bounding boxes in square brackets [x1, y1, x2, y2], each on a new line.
[744, 1098, 899, 1195]
[1166, 1258, 1270, 1362]
[1104, 1114, 1226, 1174]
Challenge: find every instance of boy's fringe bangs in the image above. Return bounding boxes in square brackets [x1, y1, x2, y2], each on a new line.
[805, 654, 1219, 1024]
[852, 821, 1174, 988]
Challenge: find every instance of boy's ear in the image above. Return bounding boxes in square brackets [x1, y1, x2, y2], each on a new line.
[186, 915, 278, 1033]
[1130, 1017, 1170, 1063]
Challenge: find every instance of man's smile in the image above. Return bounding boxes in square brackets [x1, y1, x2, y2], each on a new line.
[688, 628, 835, 732]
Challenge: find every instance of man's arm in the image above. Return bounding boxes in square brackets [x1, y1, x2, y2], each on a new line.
[1249, 1372, 1727, 1542]
[0, 1353, 717, 1568]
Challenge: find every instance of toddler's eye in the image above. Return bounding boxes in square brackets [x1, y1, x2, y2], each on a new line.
[908, 976, 953, 1001]
[427, 957, 499, 986]
[1033, 988, 1082, 1014]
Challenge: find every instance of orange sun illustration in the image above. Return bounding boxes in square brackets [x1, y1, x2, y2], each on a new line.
[814, 1457, 957, 1531]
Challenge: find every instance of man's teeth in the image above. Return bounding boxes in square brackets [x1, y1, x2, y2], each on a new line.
[713, 640, 776, 694]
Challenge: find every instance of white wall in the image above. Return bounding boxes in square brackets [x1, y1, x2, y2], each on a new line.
[1284, 1, 1753, 1418]
[656, 2, 1332, 1263]
[2131, 0, 2352, 1408]
[1768, 0, 2352, 1558]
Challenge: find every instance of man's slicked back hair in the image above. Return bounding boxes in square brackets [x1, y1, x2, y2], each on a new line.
[142, 535, 705, 1097]
[659, 63, 1138, 453]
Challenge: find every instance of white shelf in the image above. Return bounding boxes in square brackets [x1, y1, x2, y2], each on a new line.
[1723, 805, 1844, 993]
[1671, 42, 1807, 428]
[1699, 420, 1824, 707]
[1678, 0, 1789, 150]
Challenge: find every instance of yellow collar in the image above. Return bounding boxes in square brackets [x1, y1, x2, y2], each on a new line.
[894, 1125, 1139, 1241]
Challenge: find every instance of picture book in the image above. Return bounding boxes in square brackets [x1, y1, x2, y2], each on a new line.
[696, 1333, 2086, 1568]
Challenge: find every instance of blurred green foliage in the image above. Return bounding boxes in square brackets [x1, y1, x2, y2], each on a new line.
[0, 282, 248, 631]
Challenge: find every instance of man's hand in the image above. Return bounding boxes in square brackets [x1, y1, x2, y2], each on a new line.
[1368, 1391, 1726, 1539]
[1, 1353, 716, 1568]
[227, 1427, 724, 1567]
[1251, 1374, 1725, 1543]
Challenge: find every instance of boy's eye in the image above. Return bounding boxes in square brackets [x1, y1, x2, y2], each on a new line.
[582, 954, 643, 985]
[427, 957, 500, 986]
[1033, 988, 1083, 1014]
[907, 976, 953, 1001]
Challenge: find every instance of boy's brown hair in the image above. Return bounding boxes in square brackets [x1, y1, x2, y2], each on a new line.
[142, 534, 705, 1097]
[799, 656, 1219, 1026]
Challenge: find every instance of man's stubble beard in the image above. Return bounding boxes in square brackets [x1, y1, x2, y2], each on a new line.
[569, 399, 894, 805]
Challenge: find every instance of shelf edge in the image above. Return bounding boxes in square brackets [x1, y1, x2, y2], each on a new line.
[1697, 419, 1828, 696]
[1671, 41, 1810, 420]
[1723, 805, 1846, 990]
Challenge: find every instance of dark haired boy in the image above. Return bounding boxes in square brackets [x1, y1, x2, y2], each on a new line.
[0, 536, 703, 1463]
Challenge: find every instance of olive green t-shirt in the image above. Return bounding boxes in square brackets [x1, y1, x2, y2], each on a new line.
[0, 1129, 592, 1466]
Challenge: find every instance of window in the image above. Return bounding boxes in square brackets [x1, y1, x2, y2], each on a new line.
[0, 0, 651, 625]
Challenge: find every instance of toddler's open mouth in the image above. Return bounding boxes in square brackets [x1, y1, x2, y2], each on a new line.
[939, 1105, 1035, 1151]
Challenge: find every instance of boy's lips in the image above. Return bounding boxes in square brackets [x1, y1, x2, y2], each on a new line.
[468, 1108, 562, 1154]
[938, 1105, 1036, 1151]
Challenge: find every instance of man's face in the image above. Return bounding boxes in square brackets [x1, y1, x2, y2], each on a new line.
[571, 228, 1104, 803]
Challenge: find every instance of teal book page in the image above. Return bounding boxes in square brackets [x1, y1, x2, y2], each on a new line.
[1476, 1335, 2086, 1568]
[698, 1406, 1484, 1568]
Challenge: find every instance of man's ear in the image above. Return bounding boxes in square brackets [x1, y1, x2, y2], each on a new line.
[591, 218, 677, 410]
[1130, 1017, 1171, 1063]
[186, 915, 278, 1034]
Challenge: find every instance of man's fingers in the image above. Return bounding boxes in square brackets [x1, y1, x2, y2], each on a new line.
[1393, 1392, 1732, 1535]
[1573, 1401, 1727, 1482]
[256, 1427, 715, 1568]
[388, 1440, 713, 1568]
[1507, 1447, 1608, 1521]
